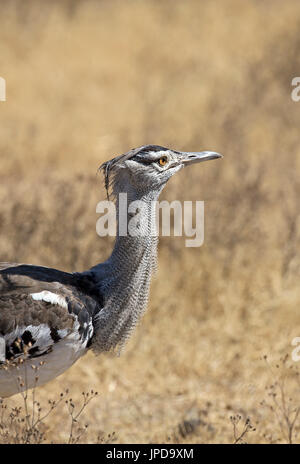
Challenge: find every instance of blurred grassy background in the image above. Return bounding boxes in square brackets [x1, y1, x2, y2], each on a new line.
[1, 0, 300, 443]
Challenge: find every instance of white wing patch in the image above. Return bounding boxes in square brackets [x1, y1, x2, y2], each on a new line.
[30, 290, 68, 309]
[0, 337, 5, 362]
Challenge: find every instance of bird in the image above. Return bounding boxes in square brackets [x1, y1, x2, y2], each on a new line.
[0, 145, 222, 397]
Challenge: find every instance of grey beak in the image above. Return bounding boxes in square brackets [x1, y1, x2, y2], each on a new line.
[180, 151, 223, 166]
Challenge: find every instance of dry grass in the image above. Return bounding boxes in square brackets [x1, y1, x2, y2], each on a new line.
[0, 0, 300, 443]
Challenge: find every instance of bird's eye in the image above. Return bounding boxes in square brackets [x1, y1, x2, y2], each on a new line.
[158, 156, 168, 167]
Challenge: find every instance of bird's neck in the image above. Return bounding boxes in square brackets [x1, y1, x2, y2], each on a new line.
[92, 188, 161, 353]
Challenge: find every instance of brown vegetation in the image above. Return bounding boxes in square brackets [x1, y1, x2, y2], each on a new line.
[0, 0, 300, 443]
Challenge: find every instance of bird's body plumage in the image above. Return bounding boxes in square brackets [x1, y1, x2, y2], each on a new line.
[0, 263, 103, 396]
[0, 145, 222, 397]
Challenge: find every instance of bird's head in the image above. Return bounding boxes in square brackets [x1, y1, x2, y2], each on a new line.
[100, 145, 223, 199]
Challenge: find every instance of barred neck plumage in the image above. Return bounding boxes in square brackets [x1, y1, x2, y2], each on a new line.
[91, 187, 162, 354]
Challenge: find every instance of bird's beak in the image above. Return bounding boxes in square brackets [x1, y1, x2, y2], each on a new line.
[180, 151, 223, 166]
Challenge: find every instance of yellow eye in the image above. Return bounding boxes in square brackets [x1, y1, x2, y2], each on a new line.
[158, 156, 168, 166]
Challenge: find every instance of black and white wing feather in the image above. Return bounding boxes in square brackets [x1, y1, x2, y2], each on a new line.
[0, 263, 103, 364]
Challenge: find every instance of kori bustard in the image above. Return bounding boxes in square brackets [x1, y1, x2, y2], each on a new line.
[0, 145, 222, 397]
